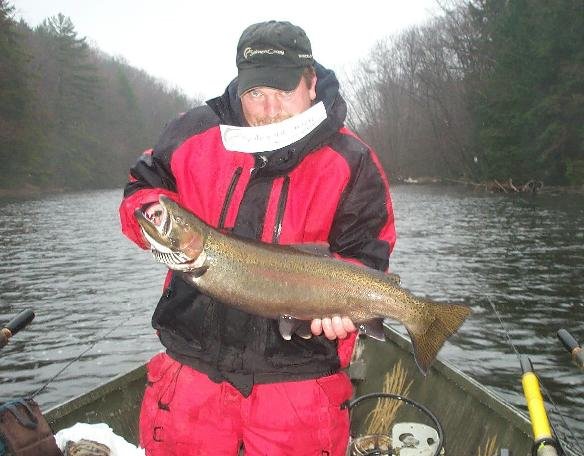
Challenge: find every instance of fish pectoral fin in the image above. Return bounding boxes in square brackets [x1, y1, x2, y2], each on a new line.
[358, 319, 386, 341]
[189, 264, 209, 277]
[278, 315, 308, 340]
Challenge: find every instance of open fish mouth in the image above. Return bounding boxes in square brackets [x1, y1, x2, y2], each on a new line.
[137, 204, 195, 267]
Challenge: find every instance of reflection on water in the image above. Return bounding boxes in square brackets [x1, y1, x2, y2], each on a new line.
[0, 189, 165, 408]
[0, 186, 583, 441]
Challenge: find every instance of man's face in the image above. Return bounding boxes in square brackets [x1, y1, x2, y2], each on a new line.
[240, 73, 317, 126]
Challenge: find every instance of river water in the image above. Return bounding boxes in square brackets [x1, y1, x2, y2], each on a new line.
[0, 186, 583, 445]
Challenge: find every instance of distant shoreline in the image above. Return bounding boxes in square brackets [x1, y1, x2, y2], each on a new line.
[1, 180, 582, 201]
[0, 184, 122, 201]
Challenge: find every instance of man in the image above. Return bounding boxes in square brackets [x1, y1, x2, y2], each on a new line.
[119, 20, 396, 456]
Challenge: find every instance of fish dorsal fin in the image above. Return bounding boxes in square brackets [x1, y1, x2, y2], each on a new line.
[358, 319, 386, 341]
[387, 273, 401, 286]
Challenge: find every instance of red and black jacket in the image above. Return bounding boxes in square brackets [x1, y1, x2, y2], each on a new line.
[119, 63, 396, 396]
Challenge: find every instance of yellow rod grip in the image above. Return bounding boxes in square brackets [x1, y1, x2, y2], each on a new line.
[522, 371, 553, 439]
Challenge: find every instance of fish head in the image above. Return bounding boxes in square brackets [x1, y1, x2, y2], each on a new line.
[134, 196, 208, 263]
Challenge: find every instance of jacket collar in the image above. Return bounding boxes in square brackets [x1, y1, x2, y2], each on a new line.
[206, 62, 347, 176]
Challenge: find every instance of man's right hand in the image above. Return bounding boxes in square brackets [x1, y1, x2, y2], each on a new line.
[310, 316, 356, 340]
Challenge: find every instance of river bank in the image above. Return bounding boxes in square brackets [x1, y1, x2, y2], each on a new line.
[2, 179, 583, 201]
[396, 176, 584, 195]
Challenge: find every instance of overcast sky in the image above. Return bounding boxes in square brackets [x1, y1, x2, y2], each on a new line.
[12, 0, 439, 100]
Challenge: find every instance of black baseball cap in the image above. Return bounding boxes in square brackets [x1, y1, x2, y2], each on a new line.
[236, 21, 315, 96]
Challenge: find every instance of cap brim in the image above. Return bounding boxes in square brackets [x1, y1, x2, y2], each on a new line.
[237, 66, 304, 97]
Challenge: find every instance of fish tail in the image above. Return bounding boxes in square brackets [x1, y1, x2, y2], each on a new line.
[404, 301, 470, 374]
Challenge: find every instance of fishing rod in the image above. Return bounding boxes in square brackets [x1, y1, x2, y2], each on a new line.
[1, 305, 142, 397]
[557, 329, 584, 370]
[488, 299, 583, 456]
[0, 309, 35, 350]
[31, 310, 142, 399]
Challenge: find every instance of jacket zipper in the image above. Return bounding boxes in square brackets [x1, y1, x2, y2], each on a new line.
[272, 176, 290, 243]
[218, 167, 242, 230]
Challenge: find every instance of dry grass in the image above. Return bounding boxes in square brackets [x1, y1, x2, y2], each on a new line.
[476, 435, 499, 456]
[364, 359, 414, 435]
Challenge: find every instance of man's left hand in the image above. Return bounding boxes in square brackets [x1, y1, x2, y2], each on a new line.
[310, 316, 356, 340]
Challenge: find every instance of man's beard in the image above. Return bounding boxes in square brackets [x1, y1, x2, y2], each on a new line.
[248, 113, 293, 127]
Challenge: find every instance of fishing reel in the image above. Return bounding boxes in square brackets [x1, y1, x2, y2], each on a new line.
[348, 393, 444, 456]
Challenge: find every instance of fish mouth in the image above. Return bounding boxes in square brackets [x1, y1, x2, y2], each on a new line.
[156, 201, 197, 266]
[135, 205, 172, 253]
[135, 202, 195, 265]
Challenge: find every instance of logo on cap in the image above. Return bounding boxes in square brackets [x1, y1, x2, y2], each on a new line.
[243, 47, 286, 60]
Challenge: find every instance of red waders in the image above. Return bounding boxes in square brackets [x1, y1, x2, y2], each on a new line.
[139, 353, 353, 456]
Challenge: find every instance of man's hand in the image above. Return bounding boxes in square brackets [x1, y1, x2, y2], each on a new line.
[311, 316, 356, 340]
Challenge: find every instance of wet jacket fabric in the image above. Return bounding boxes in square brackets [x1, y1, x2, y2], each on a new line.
[119, 63, 396, 397]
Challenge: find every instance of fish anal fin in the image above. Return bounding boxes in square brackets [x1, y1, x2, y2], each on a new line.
[358, 319, 386, 341]
[405, 301, 471, 375]
[278, 315, 306, 340]
[294, 321, 313, 339]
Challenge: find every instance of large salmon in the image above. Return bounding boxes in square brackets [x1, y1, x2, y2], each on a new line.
[135, 196, 470, 373]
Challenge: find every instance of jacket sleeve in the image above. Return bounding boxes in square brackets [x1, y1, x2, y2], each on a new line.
[119, 148, 179, 249]
[328, 145, 396, 272]
[118, 117, 186, 249]
[119, 106, 219, 249]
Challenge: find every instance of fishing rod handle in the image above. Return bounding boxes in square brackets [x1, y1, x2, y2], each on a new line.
[0, 309, 35, 348]
[520, 356, 553, 441]
[4, 309, 35, 336]
[557, 328, 584, 368]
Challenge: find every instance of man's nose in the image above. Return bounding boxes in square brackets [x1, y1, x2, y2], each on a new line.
[263, 95, 282, 117]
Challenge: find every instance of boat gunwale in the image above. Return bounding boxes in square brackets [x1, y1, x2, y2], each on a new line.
[44, 363, 146, 426]
[381, 322, 533, 436]
[45, 327, 534, 445]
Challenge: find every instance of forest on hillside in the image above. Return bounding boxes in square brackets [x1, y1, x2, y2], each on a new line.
[0, 0, 195, 192]
[1, 0, 583, 193]
[345, 0, 584, 187]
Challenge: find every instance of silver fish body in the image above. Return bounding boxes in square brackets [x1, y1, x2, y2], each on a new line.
[136, 196, 470, 373]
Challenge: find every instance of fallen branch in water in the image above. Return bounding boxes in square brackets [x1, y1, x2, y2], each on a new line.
[486, 178, 543, 193]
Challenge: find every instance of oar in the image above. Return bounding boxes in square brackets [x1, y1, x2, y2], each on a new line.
[557, 329, 584, 369]
[0, 309, 35, 349]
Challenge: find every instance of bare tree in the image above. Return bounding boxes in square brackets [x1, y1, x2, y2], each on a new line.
[345, 1, 481, 180]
